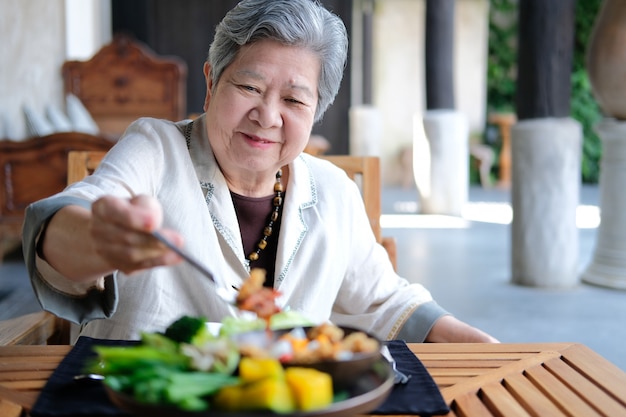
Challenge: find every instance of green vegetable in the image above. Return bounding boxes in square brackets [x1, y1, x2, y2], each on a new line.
[102, 365, 239, 411]
[219, 310, 314, 336]
[133, 375, 170, 404]
[100, 363, 179, 399]
[219, 316, 266, 336]
[89, 313, 316, 412]
[164, 315, 209, 344]
[89, 315, 245, 412]
[269, 310, 314, 330]
[90, 346, 188, 374]
[140, 331, 179, 352]
[165, 372, 239, 404]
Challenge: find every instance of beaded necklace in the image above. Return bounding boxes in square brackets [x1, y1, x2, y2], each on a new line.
[248, 169, 284, 262]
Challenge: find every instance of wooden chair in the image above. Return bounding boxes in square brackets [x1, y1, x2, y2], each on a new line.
[0, 133, 115, 345]
[65, 151, 397, 270]
[67, 150, 107, 186]
[319, 156, 397, 270]
[0, 133, 115, 260]
[63, 34, 187, 139]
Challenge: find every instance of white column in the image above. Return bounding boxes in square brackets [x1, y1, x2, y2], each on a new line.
[349, 105, 382, 156]
[582, 118, 626, 289]
[414, 109, 468, 216]
[511, 118, 582, 287]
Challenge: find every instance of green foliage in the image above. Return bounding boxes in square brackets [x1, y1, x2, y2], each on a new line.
[486, 0, 603, 183]
[572, 0, 603, 183]
[486, 0, 518, 113]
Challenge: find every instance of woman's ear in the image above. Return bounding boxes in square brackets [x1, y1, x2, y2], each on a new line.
[203, 62, 213, 112]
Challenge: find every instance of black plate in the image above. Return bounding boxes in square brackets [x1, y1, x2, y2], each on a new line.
[105, 358, 393, 417]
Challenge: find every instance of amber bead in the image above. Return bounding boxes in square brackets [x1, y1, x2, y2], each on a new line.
[249, 252, 259, 261]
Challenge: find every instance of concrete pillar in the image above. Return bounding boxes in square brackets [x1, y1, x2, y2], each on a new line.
[582, 119, 626, 289]
[414, 109, 468, 216]
[511, 118, 582, 287]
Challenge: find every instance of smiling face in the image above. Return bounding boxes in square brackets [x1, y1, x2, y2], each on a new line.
[203, 39, 320, 192]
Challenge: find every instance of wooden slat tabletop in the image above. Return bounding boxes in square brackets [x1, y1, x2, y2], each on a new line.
[1, 343, 625, 417]
[410, 343, 626, 417]
[0, 345, 70, 417]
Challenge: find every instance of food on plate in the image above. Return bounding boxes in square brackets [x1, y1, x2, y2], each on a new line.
[285, 367, 334, 411]
[88, 270, 380, 413]
[214, 371, 295, 413]
[213, 357, 333, 412]
[91, 329, 240, 411]
[219, 309, 314, 335]
[89, 317, 347, 412]
[237, 322, 380, 365]
[235, 268, 282, 320]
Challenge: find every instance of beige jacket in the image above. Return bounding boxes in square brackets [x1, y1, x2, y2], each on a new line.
[22, 115, 448, 342]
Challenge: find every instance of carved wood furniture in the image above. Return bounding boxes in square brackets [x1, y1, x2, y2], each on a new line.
[62, 34, 187, 138]
[0, 133, 115, 259]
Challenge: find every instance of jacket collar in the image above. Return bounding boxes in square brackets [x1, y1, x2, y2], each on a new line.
[184, 114, 318, 281]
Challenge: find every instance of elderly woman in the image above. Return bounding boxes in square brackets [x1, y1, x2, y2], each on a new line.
[23, 0, 497, 343]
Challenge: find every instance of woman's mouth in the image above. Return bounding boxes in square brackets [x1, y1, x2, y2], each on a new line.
[245, 133, 275, 146]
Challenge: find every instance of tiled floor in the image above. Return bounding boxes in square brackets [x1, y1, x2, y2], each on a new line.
[382, 184, 626, 372]
[2, 184, 625, 372]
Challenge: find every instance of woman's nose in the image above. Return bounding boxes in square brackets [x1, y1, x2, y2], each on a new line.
[249, 100, 283, 128]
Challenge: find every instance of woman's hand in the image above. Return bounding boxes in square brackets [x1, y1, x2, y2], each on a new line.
[42, 195, 183, 282]
[90, 195, 183, 275]
[425, 315, 500, 343]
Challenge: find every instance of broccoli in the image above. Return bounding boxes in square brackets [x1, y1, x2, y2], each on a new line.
[164, 315, 209, 344]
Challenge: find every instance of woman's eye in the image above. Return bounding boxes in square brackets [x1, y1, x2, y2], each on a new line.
[286, 98, 304, 105]
[241, 84, 258, 93]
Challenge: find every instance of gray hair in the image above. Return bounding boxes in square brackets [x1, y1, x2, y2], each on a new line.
[208, 0, 348, 123]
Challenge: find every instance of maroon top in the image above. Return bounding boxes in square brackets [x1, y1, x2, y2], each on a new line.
[231, 192, 282, 287]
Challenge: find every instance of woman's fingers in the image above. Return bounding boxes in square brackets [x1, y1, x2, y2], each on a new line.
[129, 195, 163, 231]
[90, 195, 181, 274]
[92, 195, 162, 232]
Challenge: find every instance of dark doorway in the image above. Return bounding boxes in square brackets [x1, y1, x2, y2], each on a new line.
[112, 0, 351, 154]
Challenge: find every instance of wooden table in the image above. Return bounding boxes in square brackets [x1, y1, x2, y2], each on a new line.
[1, 343, 625, 417]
